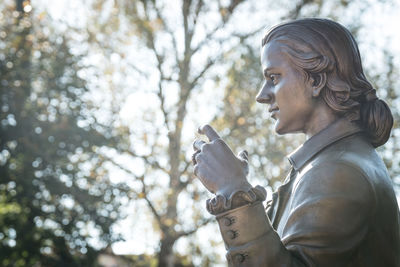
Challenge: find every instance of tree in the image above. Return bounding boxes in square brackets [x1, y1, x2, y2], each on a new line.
[91, 1, 254, 265]
[85, 0, 350, 265]
[0, 1, 127, 265]
[20, 0, 399, 266]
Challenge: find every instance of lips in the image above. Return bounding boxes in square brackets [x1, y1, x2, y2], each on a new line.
[268, 106, 279, 118]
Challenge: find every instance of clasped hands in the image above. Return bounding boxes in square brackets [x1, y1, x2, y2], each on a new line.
[192, 125, 252, 199]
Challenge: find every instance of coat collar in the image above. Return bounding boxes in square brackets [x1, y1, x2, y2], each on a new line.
[287, 118, 363, 171]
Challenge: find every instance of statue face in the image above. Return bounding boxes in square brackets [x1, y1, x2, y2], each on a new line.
[257, 41, 316, 135]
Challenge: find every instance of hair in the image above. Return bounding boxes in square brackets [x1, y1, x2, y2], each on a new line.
[262, 18, 393, 147]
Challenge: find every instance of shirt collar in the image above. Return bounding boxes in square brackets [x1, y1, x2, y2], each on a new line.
[287, 118, 363, 171]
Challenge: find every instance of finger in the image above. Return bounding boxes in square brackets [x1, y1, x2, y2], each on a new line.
[193, 165, 199, 177]
[238, 150, 249, 161]
[193, 163, 204, 178]
[193, 139, 206, 151]
[193, 165, 216, 194]
[198, 124, 220, 142]
[191, 150, 201, 165]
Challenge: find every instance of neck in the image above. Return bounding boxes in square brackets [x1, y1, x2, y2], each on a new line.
[305, 102, 338, 139]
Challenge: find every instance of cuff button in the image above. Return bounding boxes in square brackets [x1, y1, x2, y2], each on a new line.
[223, 216, 235, 226]
[227, 230, 238, 239]
[223, 217, 231, 226]
[234, 253, 247, 263]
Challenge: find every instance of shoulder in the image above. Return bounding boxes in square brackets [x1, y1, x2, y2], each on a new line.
[293, 160, 376, 213]
[282, 160, 376, 249]
[300, 133, 392, 207]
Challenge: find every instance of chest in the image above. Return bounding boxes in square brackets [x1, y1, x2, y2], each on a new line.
[267, 168, 307, 236]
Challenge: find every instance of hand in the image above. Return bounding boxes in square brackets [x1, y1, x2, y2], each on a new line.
[192, 124, 252, 198]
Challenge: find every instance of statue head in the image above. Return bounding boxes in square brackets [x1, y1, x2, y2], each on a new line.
[260, 18, 393, 147]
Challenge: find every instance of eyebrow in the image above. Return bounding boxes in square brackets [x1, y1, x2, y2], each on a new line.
[263, 67, 277, 77]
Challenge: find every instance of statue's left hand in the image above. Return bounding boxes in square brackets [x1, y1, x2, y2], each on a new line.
[192, 125, 252, 198]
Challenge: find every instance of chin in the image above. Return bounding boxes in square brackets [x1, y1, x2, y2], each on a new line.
[275, 128, 288, 135]
[274, 121, 297, 135]
[274, 121, 287, 135]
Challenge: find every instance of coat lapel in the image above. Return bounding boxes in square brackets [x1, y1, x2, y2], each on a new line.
[267, 168, 296, 229]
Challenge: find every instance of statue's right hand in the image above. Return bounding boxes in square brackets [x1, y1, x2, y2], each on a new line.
[192, 125, 252, 198]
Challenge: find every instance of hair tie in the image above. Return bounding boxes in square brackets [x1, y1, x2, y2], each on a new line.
[364, 88, 378, 102]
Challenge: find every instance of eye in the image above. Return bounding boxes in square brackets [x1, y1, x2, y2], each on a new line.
[269, 74, 279, 85]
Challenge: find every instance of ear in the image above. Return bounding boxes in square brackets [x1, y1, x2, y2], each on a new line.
[310, 73, 327, 97]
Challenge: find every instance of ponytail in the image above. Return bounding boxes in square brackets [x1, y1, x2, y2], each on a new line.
[360, 95, 393, 148]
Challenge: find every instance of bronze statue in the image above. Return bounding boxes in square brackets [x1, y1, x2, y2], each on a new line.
[192, 18, 400, 266]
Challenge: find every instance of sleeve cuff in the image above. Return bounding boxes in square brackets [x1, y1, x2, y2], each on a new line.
[216, 201, 271, 249]
[206, 185, 266, 215]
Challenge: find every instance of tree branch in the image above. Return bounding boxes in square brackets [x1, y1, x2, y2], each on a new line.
[125, 150, 169, 174]
[182, 0, 194, 62]
[104, 156, 165, 230]
[232, 24, 266, 40]
[175, 218, 213, 239]
[189, 58, 216, 88]
[138, 3, 171, 131]
[157, 78, 171, 131]
[127, 62, 149, 79]
[287, 0, 315, 19]
[192, 0, 245, 55]
[192, 24, 223, 56]
[153, 2, 181, 77]
[179, 159, 192, 178]
[192, 0, 204, 28]
[139, 175, 164, 232]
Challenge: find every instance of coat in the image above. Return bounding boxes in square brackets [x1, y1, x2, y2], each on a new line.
[215, 119, 400, 266]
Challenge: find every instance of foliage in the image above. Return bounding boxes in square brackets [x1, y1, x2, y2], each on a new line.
[1, 0, 399, 266]
[86, 0, 357, 265]
[0, 1, 127, 266]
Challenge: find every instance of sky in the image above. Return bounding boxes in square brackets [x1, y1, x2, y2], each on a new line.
[28, 0, 400, 260]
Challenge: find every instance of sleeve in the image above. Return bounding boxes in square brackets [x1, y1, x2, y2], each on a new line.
[215, 161, 375, 267]
[281, 161, 375, 266]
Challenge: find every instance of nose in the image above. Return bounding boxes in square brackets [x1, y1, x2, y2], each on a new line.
[256, 81, 273, 104]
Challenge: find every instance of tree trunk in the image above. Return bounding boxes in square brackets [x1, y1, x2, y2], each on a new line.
[158, 237, 175, 267]
[16, 0, 24, 12]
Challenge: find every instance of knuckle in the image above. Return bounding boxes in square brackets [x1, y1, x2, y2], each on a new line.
[192, 140, 198, 150]
[201, 143, 210, 153]
[213, 138, 225, 146]
[193, 165, 199, 176]
[194, 166, 205, 179]
[193, 139, 204, 151]
[195, 153, 202, 163]
[191, 151, 199, 163]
